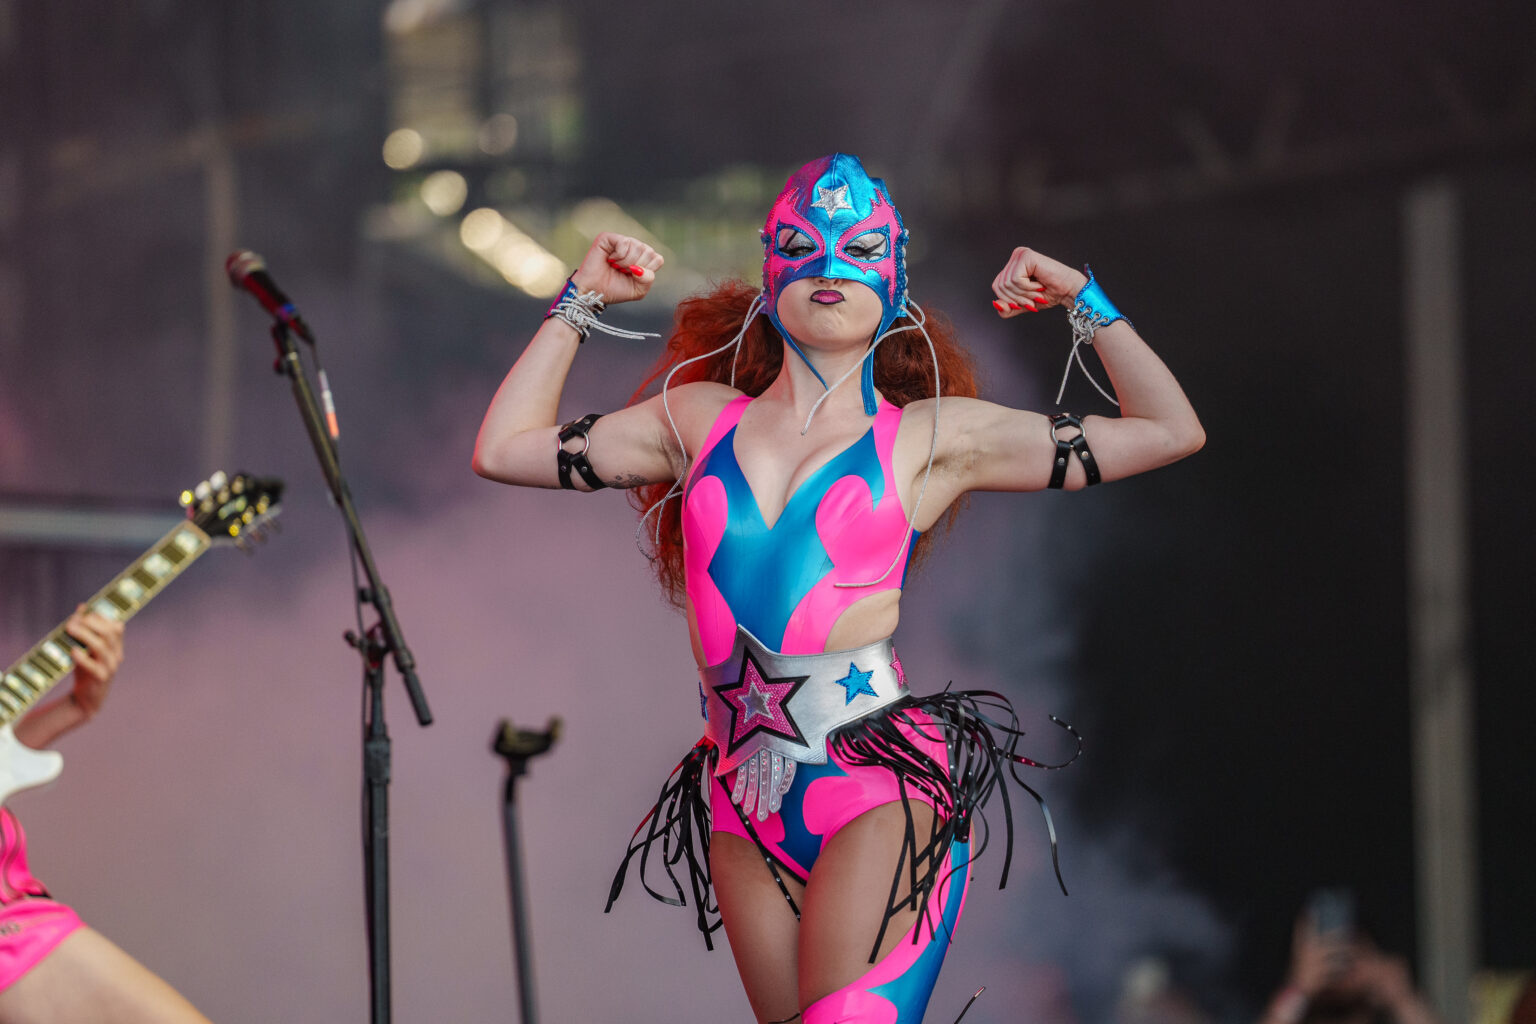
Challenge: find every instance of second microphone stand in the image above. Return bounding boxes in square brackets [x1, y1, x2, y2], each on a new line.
[493, 717, 560, 1024]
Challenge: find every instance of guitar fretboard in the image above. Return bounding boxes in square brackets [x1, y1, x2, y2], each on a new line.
[0, 520, 211, 726]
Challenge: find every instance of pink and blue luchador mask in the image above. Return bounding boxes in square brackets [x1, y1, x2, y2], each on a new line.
[762, 153, 909, 415]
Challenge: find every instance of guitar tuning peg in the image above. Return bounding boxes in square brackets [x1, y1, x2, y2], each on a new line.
[194, 481, 212, 501]
[179, 489, 194, 507]
[209, 470, 228, 490]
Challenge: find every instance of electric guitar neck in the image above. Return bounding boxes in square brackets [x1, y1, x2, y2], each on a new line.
[1, 518, 215, 726]
[0, 472, 282, 804]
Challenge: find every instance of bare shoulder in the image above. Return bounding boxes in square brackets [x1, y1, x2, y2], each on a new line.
[657, 380, 739, 428]
[896, 395, 998, 421]
[635, 379, 741, 457]
[892, 395, 1053, 496]
[893, 395, 1008, 452]
[669, 379, 742, 409]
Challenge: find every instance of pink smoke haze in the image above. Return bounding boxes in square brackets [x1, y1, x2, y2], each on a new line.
[4, 330, 1226, 1022]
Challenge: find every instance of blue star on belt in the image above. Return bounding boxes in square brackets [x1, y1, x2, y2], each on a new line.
[832, 662, 878, 705]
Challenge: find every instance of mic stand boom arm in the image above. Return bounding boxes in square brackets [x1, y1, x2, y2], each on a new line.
[269, 323, 430, 727]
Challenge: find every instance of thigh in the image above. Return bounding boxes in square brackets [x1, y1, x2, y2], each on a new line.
[712, 832, 805, 1024]
[797, 799, 937, 1009]
[0, 926, 212, 1024]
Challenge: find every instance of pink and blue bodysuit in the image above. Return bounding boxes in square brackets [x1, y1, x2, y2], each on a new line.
[606, 153, 1075, 1024]
[686, 392, 972, 1023]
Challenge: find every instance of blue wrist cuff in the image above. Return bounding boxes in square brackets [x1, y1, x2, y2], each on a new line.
[1069, 265, 1130, 332]
[1055, 264, 1127, 407]
[544, 277, 580, 320]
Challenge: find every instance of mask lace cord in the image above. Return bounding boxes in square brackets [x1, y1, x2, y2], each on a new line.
[831, 300, 942, 590]
[798, 322, 900, 437]
[634, 293, 766, 556]
[1054, 331, 1120, 408]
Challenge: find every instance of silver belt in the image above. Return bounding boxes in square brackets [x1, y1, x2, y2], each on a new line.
[700, 626, 909, 776]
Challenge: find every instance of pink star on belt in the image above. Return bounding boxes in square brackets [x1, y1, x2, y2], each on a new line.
[720, 656, 802, 747]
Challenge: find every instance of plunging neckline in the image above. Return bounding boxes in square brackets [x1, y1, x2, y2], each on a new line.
[728, 397, 882, 532]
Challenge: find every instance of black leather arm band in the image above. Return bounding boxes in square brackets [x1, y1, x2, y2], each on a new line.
[556, 413, 607, 490]
[1047, 412, 1101, 489]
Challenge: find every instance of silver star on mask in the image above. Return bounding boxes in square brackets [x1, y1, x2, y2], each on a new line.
[810, 185, 853, 215]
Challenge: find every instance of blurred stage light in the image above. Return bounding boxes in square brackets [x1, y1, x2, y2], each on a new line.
[460, 209, 568, 298]
[383, 128, 425, 170]
[571, 197, 661, 246]
[490, 227, 567, 297]
[459, 207, 506, 251]
[478, 114, 519, 156]
[383, 0, 454, 35]
[420, 170, 468, 215]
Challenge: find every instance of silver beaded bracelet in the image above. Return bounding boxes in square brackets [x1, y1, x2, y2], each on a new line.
[544, 278, 659, 342]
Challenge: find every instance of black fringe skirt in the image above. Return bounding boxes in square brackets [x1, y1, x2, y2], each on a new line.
[605, 687, 1080, 959]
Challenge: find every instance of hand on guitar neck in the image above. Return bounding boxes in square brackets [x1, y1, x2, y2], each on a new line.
[0, 470, 276, 1020]
[10, 606, 125, 752]
[0, 470, 281, 809]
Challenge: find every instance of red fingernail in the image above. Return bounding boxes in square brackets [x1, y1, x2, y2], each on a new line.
[607, 258, 620, 266]
[992, 299, 1007, 313]
[1008, 302, 1022, 310]
[629, 265, 645, 277]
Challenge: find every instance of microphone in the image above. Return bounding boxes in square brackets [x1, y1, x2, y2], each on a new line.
[225, 250, 316, 345]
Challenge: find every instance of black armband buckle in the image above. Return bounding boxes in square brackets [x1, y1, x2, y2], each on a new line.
[556, 413, 607, 490]
[1048, 412, 1101, 489]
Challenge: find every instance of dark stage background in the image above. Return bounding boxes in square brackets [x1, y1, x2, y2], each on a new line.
[1, 2, 1532, 1022]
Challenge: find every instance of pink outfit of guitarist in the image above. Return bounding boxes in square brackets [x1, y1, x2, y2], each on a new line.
[0, 808, 83, 990]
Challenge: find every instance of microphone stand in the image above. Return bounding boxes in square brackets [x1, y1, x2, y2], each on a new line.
[492, 717, 560, 1024]
[268, 322, 433, 1024]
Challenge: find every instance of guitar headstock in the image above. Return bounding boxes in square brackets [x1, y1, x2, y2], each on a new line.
[179, 471, 284, 547]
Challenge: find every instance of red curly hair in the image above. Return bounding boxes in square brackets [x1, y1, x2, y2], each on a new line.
[628, 279, 979, 608]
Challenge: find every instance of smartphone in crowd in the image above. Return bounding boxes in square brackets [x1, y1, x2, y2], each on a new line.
[1307, 887, 1356, 937]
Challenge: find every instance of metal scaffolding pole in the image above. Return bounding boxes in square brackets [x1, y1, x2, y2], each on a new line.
[201, 130, 238, 475]
[1403, 178, 1479, 1020]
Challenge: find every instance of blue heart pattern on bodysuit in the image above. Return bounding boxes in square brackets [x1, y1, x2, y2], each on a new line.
[688, 423, 886, 651]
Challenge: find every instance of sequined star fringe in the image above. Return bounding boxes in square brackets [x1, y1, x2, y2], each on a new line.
[605, 689, 1081, 963]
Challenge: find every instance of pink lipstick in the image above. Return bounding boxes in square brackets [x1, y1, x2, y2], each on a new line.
[811, 289, 844, 305]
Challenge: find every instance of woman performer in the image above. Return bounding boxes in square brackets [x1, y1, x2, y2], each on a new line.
[0, 607, 213, 1024]
[474, 153, 1204, 1023]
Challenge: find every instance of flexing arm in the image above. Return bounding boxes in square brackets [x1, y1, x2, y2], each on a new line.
[13, 606, 124, 750]
[472, 232, 678, 490]
[922, 247, 1203, 505]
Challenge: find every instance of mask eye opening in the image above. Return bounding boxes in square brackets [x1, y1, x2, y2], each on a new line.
[776, 226, 818, 260]
[843, 230, 889, 262]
